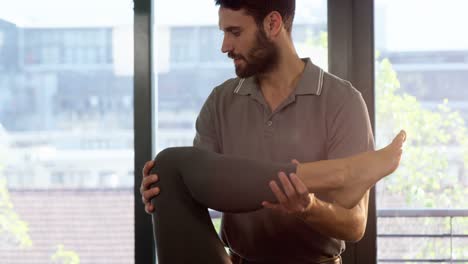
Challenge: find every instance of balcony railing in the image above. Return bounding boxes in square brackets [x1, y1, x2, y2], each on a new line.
[378, 209, 468, 263]
[210, 209, 468, 263]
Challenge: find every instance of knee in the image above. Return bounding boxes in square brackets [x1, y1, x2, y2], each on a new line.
[154, 147, 178, 164]
[150, 147, 184, 189]
[153, 146, 195, 164]
[150, 147, 184, 208]
[155, 147, 191, 172]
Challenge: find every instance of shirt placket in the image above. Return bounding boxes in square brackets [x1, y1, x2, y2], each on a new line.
[263, 95, 297, 139]
[263, 108, 275, 138]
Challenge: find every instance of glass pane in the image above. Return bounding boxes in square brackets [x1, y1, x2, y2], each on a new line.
[0, 1, 134, 263]
[375, 0, 468, 262]
[153, 0, 327, 151]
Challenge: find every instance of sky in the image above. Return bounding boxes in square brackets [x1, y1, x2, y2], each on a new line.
[0, 0, 325, 27]
[377, 0, 468, 51]
[0, 0, 467, 52]
[0, 0, 133, 27]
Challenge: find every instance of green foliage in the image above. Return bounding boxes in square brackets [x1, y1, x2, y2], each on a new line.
[302, 30, 328, 70]
[306, 32, 468, 208]
[0, 177, 32, 248]
[0, 137, 32, 248]
[212, 218, 221, 234]
[0, 141, 81, 260]
[375, 56, 468, 208]
[51, 244, 80, 264]
[305, 29, 328, 50]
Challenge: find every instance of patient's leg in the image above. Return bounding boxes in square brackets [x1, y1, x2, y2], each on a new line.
[296, 130, 406, 208]
[150, 147, 296, 264]
[150, 131, 406, 263]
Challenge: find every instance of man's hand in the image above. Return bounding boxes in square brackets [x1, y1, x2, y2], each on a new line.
[262, 159, 313, 215]
[140, 160, 161, 214]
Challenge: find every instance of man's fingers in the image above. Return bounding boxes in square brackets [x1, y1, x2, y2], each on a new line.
[142, 174, 159, 190]
[145, 203, 155, 214]
[142, 160, 155, 176]
[262, 201, 282, 211]
[291, 159, 300, 165]
[278, 172, 296, 198]
[266, 172, 314, 214]
[290, 173, 308, 196]
[140, 174, 158, 195]
[269, 181, 288, 204]
[289, 173, 310, 208]
[142, 186, 160, 202]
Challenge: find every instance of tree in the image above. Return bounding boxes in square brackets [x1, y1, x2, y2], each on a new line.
[302, 31, 468, 259]
[304, 30, 468, 208]
[0, 127, 82, 262]
[51, 244, 80, 264]
[0, 131, 32, 248]
[375, 55, 468, 208]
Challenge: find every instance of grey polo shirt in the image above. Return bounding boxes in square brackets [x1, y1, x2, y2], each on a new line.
[193, 58, 374, 263]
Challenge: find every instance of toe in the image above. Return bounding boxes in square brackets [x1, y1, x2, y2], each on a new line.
[400, 130, 407, 142]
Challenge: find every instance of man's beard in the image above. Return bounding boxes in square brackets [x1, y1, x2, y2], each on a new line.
[228, 29, 280, 78]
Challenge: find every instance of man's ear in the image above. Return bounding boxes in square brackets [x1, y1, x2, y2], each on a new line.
[262, 11, 283, 39]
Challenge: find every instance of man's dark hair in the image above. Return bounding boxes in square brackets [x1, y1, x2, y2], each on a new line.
[215, 0, 296, 33]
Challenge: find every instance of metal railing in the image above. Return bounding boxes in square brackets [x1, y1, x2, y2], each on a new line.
[210, 209, 468, 263]
[377, 209, 468, 263]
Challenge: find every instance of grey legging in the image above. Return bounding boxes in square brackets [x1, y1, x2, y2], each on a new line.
[150, 147, 296, 264]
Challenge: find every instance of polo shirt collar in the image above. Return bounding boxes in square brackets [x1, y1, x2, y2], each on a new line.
[295, 58, 324, 96]
[233, 77, 256, 96]
[233, 58, 324, 96]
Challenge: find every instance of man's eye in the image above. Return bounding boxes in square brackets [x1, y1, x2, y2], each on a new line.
[232, 31, 241, 37]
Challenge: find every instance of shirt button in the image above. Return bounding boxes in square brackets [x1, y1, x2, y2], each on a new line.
[267, 120, 273, 127]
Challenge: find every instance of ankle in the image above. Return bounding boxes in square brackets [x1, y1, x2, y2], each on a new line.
[339, 161, 350, 188]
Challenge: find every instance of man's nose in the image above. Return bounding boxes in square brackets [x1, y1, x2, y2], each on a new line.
[221, 36, 232, 54]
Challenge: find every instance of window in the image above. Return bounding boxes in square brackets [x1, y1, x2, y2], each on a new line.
[0, 1, 134, 263]
[170, 27, 198, 64]
[375, 0, 468, 262]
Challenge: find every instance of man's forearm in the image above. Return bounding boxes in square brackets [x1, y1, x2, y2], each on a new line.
[297, 191, 369, 242]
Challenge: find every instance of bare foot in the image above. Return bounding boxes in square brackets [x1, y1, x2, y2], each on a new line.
[331, 130, 407, 209]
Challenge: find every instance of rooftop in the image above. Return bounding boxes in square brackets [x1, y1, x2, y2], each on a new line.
[0, 189, 135, 263]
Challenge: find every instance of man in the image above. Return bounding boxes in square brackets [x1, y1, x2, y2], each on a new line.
[140, 0, 374, 263]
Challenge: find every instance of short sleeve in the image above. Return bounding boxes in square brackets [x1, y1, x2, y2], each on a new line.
[326, 87, 375, 159]
[193, 88, 221, 153]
